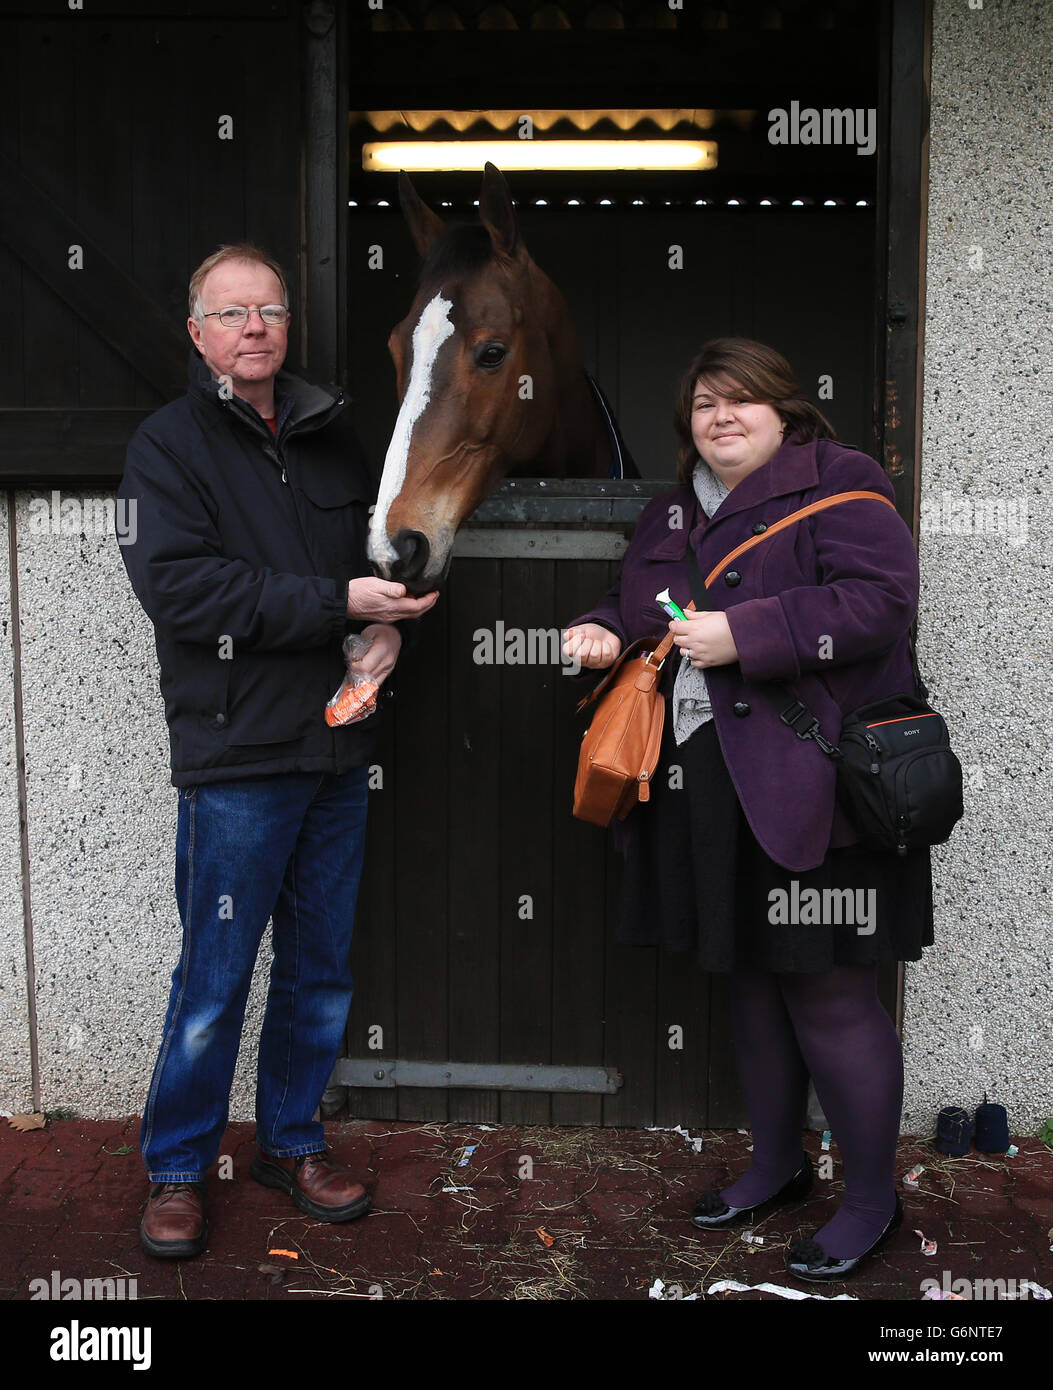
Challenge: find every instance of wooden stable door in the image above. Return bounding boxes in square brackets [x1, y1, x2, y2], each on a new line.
[341, 520, 755, 1129]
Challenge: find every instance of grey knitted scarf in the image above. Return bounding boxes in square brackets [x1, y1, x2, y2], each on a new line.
[671, 460, 731, 746]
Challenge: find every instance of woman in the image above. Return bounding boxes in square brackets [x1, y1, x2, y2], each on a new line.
[562, 338, 933, 1281]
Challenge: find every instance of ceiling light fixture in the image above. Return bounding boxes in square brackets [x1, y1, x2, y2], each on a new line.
[363, 140, 717, 173]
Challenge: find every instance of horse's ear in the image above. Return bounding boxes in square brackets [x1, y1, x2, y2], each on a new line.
[479, 162, 521, 258]
[399, 171, 445, 257]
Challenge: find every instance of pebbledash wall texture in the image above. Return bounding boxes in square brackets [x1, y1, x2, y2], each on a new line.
[900, 0, 1052, 1132]
[0, 0, 1049, 1135]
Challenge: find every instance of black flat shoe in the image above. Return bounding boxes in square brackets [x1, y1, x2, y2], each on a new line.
[786, 1196, 903, 1281]
[691, 1153, 813, 1229]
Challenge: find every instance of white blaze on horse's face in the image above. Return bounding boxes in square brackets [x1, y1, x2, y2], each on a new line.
[368, 292, 456, 571]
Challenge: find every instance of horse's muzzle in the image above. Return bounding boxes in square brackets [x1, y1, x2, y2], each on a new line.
[386, 528, 442, 595]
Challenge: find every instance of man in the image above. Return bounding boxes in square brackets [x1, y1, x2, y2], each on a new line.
[116, 243, 437, 1258]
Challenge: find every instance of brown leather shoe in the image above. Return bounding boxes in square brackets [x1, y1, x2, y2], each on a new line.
[139, 1182, 208, 1258]
[250, 1147, 371, 1222]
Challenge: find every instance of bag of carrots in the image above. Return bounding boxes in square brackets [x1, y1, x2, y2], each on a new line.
[324, 633, 380, 727]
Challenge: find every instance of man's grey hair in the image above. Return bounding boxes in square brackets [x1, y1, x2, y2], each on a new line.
[188, 243, 289, 319]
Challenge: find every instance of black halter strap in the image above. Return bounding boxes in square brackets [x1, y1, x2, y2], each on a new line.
[584, 372, 639, 479]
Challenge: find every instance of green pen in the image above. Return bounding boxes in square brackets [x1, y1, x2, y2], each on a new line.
[656, 587, 688, 622]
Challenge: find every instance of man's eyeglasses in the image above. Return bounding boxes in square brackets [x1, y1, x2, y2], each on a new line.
[200, 305, 290, 328]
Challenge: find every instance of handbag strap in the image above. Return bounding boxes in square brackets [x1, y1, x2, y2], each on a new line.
[584, 489, 922, 729]
[682, 491, 905, 759]
[643, 496, 892, 669]
[684, 536, 841, 758]
[701, 490, 896, 587]
[576, 610, 698, 713]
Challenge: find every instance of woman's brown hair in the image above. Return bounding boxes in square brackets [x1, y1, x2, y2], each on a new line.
[673, 338, 838, 481]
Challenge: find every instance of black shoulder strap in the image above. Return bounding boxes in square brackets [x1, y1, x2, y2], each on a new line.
[908, 623, 929, 701]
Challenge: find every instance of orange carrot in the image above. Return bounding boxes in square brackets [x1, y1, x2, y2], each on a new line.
[325, 678, 379, 727]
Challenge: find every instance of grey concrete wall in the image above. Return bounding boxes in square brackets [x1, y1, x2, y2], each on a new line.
[901, 0, 1052, 1132]
[0, 493, 34, 1117]
[4, 492, 273, 1122]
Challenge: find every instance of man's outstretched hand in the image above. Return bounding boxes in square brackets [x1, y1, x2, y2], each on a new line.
[347, 577, 439, 623]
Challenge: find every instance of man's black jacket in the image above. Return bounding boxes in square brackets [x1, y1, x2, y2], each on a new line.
[116, 352, 391, 787]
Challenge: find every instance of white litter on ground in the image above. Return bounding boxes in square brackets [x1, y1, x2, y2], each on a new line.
[913, 1228, 938, 1256]
[1006, 1280, 1051, 1300]
[649, 1278, 700, 1300]
[709, 1279, 857, 1301]
[647, 1123, 705, 1154]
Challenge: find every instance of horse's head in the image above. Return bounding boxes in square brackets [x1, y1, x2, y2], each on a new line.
[367, 163, 601, 594]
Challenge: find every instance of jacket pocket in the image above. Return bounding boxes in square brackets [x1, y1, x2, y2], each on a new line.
[295, 465, 372, 581]
[297, 465, 371, 508]
[223, 648, 322, 746]
[193, 656, 231, 743]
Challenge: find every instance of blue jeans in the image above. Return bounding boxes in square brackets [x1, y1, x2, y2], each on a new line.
[141, 766, 369, 1183]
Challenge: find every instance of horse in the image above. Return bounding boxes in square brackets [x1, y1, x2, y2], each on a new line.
[367, 162, 636, 596]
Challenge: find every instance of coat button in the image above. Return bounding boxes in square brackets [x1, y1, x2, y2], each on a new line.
[724, 570, 742, 586]
[733, 701, 751, 717]
[752, 522, 768, 534]
[215, 713, 226, 726]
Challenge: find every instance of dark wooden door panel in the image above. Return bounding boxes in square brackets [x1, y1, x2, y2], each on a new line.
[346, 543, 752, 1129]
[0, 11, 302, 468]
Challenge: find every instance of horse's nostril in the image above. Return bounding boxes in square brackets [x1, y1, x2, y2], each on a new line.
[392, 529, 430, 581]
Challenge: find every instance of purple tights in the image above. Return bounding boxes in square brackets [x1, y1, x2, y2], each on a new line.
[719, 964, 902, 1259]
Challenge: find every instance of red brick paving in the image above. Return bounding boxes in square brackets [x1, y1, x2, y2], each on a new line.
[2, 1117, 1051, 1308]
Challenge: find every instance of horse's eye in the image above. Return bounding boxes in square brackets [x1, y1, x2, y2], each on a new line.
[474, 342, 508, 369]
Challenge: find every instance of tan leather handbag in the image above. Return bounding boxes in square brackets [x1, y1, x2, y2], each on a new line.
[572, 621, 690, 827]
[571, 490, 895, 828]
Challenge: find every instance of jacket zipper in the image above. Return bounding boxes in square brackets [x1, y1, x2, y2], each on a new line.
[264, 435, 316, 561]
[222, 389, 346, 487]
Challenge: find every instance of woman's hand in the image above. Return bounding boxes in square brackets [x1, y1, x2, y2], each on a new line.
[562, 623, 623, 670]
[670, 611, 739, 668]
[357, 623, 403, 685]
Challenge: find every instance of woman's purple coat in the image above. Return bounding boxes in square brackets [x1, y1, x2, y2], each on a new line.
[570, 436, 921, 872]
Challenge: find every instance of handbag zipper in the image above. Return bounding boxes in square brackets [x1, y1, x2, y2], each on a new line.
[865, 713, 941, 729]
[637, 715, 665, 803]
[861, 730, 882, 772]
